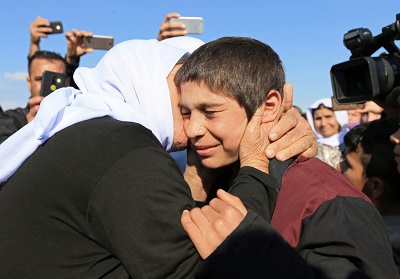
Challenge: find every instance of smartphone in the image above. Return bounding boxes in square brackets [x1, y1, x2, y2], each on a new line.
[169, 17, 204, 34]
[40, 71, 66, 97]
[331, 97, 364, 111]
[48, 21, 63, 34]
[84, 35, 114, 50]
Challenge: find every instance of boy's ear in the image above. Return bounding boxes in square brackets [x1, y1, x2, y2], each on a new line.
[262, 89, 282, 123]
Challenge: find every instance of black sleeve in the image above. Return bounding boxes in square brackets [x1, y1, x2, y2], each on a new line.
[0, 107, 28, 144]
[228, 166, 279, 223]
[297, 197, 400, 279]
[65, 58, 80, 89]
[88, 147, 200, 279]
[195, 210, 317, 279]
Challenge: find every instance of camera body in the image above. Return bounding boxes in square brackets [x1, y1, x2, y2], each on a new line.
[331, 14, 400, 106]
[40, 71, 66, 97]
[47, 21, 63, 34]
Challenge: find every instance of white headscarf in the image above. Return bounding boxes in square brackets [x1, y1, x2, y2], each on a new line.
[161, 36, 205, 53]
[306, 97, 349, 147]
[0, 38, 193, 182]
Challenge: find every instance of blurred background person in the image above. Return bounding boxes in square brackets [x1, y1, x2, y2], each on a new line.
[306, 97, 348, 168]
[0, 50, 66, 144]
[29, 16, 93, 89]
[338, 117, 400, 272]
[347, 108, 362, 129]
[0, 16, 95, 144]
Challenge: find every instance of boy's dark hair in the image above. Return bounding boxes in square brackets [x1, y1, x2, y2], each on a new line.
[344, 118, 400, 195]
[28, 50, 66, 74]
[174, 36, 285, 119]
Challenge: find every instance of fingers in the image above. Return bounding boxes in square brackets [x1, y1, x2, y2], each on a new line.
[267, 109, 317, 160]
[239, 103, 270, 172]
[268, 132, 317, 161]
[181, 208, 217, 259]
[165, 12, 181, 21]
[390, 128, 400, 144]
[181, 209, 205, 247]
[268, 107, 299, 142]
[30, 17, 51, 38]
[216, 189, 247, 216]
[181, 193, 247, 260]
[243, 102, 265, 136]
[28, 96, 44, 107]
[26, 105, 40, 123]
[158, 13, 187, 40]
[283, 83, 293, 112]
[208, 194, 246, 235]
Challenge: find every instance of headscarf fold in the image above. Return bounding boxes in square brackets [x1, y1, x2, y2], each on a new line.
[0, 38, 190, 182]
[306, 97, 349, 147]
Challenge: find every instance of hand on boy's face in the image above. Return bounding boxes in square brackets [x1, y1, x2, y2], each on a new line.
[239, 103, 270, 173]
[184, 143, 223, 201]
[266, 83, 318, 161]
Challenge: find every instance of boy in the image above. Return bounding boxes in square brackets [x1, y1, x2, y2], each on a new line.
[175, 36, 399, 278]
[339, 117, 400, 270]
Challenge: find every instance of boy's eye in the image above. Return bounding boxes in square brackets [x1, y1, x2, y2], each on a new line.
[204, 110, 215, 116]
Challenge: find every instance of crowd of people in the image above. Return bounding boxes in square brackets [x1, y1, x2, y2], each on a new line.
[0, 12, 399, 279]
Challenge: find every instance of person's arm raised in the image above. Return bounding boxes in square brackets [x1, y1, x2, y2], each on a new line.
[28, 16, 52, 58]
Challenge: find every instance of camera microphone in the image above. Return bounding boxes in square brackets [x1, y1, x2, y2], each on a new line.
[386, 86, 400, 109]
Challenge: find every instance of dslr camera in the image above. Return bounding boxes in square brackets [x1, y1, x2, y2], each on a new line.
[330, 13, 400, 108]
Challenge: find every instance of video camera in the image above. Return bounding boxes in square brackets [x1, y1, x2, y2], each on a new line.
[330, 13, 400, 108]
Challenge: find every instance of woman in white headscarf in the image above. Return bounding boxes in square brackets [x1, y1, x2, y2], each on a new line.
[306, 97, 349, 168]
[0, 38, 209, 278]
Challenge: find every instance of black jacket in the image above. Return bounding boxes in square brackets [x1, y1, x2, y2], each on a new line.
[0, 117, 314, 278]
[0, 105, 28, 144]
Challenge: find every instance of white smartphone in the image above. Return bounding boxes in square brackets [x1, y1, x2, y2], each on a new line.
[169, 17, 204, 34]
[84, 35, 114, 50]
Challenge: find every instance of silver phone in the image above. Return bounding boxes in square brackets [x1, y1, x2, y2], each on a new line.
[169, 17, 204, 34]
[84, 35, 114, 50]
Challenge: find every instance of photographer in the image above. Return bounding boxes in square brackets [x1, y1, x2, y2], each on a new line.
[29, 16, 93, 88]
[331, 13, 400, 160]
[332, 15, 400, 272]
[0, 50, 66, 144]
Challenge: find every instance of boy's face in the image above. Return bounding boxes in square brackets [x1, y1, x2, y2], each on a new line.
[179, 81, 248, 169]
[338, 149, 367, 191]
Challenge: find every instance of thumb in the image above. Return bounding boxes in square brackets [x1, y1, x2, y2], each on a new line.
[283, 83, 293, 113]
[216, 189, 247, 216]
[246, 102, 266, 131]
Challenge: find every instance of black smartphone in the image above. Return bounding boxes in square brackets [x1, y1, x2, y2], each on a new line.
[47, 21, 63, 34]
[40, 71, 66, 97]
[83, 35, 114, 50]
